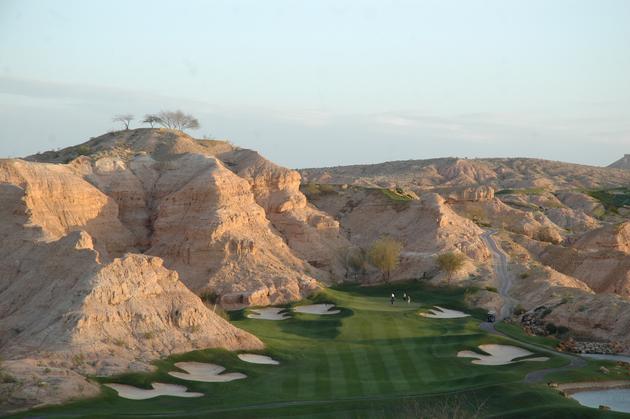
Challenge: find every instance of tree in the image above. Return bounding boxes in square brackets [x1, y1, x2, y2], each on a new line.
[112, 114, 134, 130]
[436, 252, 466, 284]
[368, 237, 403, 282]
[338, 246, 367, 280]
[143, 114, 162, 128]
[156, 110, 200, 131]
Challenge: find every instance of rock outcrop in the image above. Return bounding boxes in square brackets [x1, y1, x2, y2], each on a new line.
[0, 173, 262, 411]
[539, 222, 630, 297]
[217, 148, 350, 280]
[608, 154, 630, 170]
[304, 184, 489, 282]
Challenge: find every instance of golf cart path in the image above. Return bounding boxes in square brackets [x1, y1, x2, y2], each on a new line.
[480, 230, 516, 320]
[479, 230, 587, 383]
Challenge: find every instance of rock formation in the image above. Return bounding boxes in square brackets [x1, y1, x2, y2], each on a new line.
[538, 222, 630, 297]
[303, 184, 489, 282]
[608, 154, 630, 170]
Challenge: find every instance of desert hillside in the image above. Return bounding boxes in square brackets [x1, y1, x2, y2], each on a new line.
[300, 156, 630, 356]
[300, 157, 630, 191]
[2, 129, 629, 414]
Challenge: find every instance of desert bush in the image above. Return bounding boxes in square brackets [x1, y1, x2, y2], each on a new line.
[72, 353, 85, 367]
[392, 395, 487, 419]
[436, 252, 467, 284]
[200, 291, 219, 304]
[304, 183, 320, 196]
[368, 237, 403, 282]
[514, 305, 527, 316]
[545, 323, 558, 335]
[75, 145, 91, 156]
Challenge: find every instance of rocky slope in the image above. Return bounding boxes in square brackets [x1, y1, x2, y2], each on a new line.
[302, 156, 630, 350]
[0, 162, 262, 411]
[300, 157, 630, 191]
[303, 184, 490, 284]
[1, 128, 348, 412]
[609, 154, 630, 170]
[538, 222, 630, 297]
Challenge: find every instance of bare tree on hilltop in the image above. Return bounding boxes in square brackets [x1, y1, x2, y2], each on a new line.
[112, 114, 134, 130]
[142, 114, 161, 128]
[155, 110, 200, 131]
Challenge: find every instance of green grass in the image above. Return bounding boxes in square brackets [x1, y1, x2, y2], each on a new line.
[15, 282, 628, 418]
[494, 322, 560, 349]
[380, 188, 415, 202]
[495, 188, 547, 196]
[585, 187, 630, 214]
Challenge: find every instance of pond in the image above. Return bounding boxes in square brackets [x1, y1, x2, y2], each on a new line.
[571, 388, 630, 413]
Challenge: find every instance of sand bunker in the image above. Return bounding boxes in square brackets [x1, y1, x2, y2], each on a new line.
[457, 344, 549, 366]
[168, 362, 246, 382]
[293, 304, 340, 315]
[420, 306, 470, 319]
[104, 382, 203, 400]
[238, 354, 280, 365]
[247, 307, 291, 320]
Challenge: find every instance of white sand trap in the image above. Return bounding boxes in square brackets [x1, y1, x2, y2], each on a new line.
[420, 306, 470, 319]
[238, 354, 280, 365]
[457, 344, 549, 366]
[168, 362, 246, 383]
[247, 307, 291, 320]
[104, 382, 203, 400]
[293, 304, 340, 315]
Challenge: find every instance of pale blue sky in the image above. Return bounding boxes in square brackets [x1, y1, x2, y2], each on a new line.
[1, 0, 629, 167]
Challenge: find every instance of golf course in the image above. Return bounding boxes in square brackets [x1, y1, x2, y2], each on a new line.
[16, 282, 629, 418]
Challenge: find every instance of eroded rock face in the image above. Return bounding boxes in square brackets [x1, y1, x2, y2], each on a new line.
[305, 185, 489, 282]
[539, 222, 630, 297]
[0, 159, 136, 259]
[443, 186, 495, 202]
[450, 198, 564, 244]
[145, 154, 319, 305]
[218, 149, 350, 280]
[0, 193, 261, 413]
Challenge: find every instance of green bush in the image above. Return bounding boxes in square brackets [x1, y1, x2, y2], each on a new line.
[75, 145, 91, 156]
[545, 323, 557, 335]
[485, 286, 498, 293]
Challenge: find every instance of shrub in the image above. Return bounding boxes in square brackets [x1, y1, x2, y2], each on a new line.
[556, 326, 570, 336]
[545, 323, 557, 335]
[200, 291, 219, 304]
[368, 237, 403, 282]
[485, 286, 498, 293]
[436, 252, 467, 285]
[75, 145, 91, 156]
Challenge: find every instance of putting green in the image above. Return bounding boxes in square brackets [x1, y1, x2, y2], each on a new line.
[14, 282, 628, 418]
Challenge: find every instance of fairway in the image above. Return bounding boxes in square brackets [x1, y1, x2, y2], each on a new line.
[16, 283, 626, 418]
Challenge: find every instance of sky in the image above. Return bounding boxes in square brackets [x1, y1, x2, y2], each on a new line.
[1, 0, 629, 168]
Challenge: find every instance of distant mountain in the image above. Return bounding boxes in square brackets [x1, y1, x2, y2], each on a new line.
[300, 157, 630, 192]
[609, 154, 630, 170]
